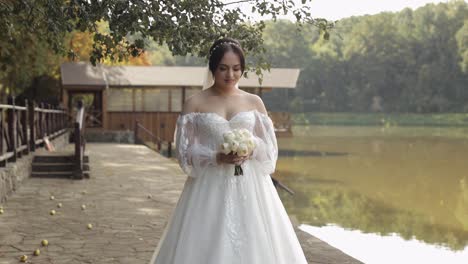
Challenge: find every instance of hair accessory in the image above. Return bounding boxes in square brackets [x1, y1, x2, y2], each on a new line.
[209, 41, 242, 57]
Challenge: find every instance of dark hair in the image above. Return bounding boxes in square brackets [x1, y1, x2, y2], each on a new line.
[208, 37, 245, 75]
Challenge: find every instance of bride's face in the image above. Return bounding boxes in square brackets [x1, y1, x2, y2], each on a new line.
[213, 50, 243, 89]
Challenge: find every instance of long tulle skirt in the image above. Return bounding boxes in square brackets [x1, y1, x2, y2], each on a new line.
[149, 160, 308, 264]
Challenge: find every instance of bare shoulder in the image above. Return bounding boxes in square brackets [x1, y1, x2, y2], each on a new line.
[245, 92, 268, 115]
[182, 92, 204, 114]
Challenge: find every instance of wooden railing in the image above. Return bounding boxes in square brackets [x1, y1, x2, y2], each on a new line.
[134, 120, 172, 157]
[73, 100, 86, 179]
[0, 96, 68, 166]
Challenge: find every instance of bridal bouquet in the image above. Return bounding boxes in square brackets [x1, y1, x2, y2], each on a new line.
[220, 128, 256, 176]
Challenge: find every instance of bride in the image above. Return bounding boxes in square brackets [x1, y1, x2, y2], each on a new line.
[149, 38, 308, 264]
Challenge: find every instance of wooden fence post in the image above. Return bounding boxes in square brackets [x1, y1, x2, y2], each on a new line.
[63, 108, 66, 130]
[53, 105, 56, 134]
[63, 107, 66, 130]
[59, 106, 62, 131]
[15, 98, 22, 159]
[28, 100, 36, 152]
[39, 103, 44, 141]
[7, 96, 17, 162]
[134, 121, 139, 144]
[22, 99, 29, 155]
[74, 100, 84, 179]
[54, 105, 58, 134]
[74, 122, 83, 179]
[46, 104, 51, 137]
[0, 108, 4, 167]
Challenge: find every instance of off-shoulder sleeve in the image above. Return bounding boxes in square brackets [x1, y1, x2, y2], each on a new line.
[174, 114, 218, 178]
[250, 111, 278, 176]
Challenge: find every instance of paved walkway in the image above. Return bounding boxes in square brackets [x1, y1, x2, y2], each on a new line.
[0, 143, 362, 264]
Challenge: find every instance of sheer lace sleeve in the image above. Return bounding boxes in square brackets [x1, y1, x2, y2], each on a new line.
[175, 113, 218, 178]
[250, 111, 278, 176]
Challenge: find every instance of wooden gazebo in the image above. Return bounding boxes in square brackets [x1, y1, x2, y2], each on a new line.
[60, 62, 300, 142]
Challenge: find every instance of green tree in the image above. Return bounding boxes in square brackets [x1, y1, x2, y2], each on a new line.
[258, 1, 468, 113]
[0, 0, 334, 99]
[456, 19, 468, 73]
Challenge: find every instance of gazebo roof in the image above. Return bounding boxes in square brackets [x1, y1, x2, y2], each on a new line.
[60, 62, 300, 89]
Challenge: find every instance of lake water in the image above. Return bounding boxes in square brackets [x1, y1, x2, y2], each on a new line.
[275, 125, 468, 264]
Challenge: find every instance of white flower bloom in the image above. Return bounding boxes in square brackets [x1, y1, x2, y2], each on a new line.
[222, 129, 255, 157]
[224, 131, 235, 142]
[235, 134, 244, 142]
[230, 140, 239, 152]
[238, 143, 249, 156]
[221, 142, 231, 154]
[225, 137, 235, 145]
[240, 128, 250, 137]
[246, 141, 255, 153]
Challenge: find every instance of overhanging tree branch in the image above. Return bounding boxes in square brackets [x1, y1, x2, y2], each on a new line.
[0, 0, 334, 92]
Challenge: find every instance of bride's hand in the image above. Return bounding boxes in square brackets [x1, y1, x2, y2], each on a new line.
[217, 153, 250, 165]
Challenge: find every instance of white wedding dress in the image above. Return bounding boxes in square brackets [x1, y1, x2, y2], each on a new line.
[149, 109, 308, 264]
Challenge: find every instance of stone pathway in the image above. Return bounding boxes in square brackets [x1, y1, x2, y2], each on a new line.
[0, 143, 362, 264]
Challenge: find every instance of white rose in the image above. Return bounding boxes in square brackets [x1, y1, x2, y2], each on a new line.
[230, 140, 239, 152]
[237, 143, 249, 156]
[221, 142, 231, 155]
[223, 131, 235, 142]
[225, 138, 234, 146]
[234, 131, 242, 141]
[235, 133, 245, 142]
[240, 128, 250, 137]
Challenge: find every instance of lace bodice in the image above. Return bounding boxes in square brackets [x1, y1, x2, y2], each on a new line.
[174, 109, 278, 178]
[186, 110, 256, 148]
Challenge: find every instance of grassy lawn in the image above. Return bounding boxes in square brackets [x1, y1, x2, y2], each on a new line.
[292, 112, 468, 127]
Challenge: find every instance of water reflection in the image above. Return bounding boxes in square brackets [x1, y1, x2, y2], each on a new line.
[276, 125, 468, 253]
[278, 149, 349, 157]
[299, 224, 468, 264]
[283, 185, 468, 250]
